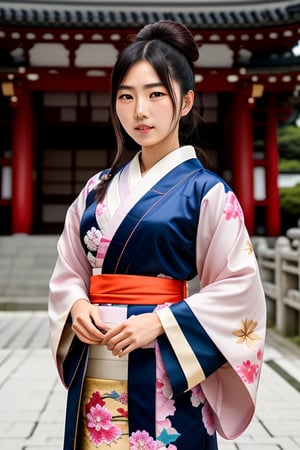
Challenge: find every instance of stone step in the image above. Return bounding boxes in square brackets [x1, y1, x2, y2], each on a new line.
[0, 235, 59, 309]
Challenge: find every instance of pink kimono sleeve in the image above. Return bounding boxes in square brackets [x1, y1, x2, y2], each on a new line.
[48, 174, 99, 385]
[189, 183, 266, 439]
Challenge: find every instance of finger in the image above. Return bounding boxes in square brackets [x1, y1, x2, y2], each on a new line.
[90, 318, 110, 335]
[108, 337, 132, 356]
[116, 343, 135, 357]
[102, 324, 123, 344]
[72, 328, 102, 345]
[72, 319, 105, 343]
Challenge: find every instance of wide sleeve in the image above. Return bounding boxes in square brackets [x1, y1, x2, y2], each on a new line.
[48, 174, 99, 386]
[156, 182, 266, 439]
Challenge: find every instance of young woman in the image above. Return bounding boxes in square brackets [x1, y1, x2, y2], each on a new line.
[49, 20, 266, 450]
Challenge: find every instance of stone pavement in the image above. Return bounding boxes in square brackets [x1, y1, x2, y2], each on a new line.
[1, 311, 300, 450]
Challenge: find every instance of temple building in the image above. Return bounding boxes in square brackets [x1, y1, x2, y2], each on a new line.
[0, 0, 299, 235]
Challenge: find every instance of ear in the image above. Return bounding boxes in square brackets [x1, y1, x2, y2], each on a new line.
[181, 90, 194, 117]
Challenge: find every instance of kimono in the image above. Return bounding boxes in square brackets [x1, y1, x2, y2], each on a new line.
[48, 145, 266, 450]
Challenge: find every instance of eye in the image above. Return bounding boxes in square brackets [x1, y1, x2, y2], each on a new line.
[150, 91, 166, 98]
[118, 93, 133, 101]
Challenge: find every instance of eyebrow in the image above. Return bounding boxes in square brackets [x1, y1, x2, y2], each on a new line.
[118, 82, 164, 90]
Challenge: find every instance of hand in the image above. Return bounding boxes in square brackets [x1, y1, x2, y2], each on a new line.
[70, 298, 110, 345]
[102, 312, 164, 357]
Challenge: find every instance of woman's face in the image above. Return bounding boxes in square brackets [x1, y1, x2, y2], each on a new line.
[116, 60, 183, 155]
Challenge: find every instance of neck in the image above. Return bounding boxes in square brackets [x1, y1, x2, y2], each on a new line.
[140, 143, 180, 174]
[139, 153, 148, 175]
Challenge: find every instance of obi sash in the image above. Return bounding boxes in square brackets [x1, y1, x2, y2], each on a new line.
[89, 273, 187, 305]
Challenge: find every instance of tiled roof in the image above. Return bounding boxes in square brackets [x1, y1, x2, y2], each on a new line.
[0, 3, 299, 29]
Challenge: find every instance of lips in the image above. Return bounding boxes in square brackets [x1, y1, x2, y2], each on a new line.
[135, 124, 153, 131]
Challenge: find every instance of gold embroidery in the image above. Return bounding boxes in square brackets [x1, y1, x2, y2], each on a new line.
[244, 240, 253, 255]
[232, 319, 261, 351]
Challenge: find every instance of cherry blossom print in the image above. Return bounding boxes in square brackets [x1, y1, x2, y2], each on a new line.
[86, 391, 105, 409]
[155, 344, 175, 419]
[201, 401, 215, 435]
[223, 191, 244, 221]
[190, 384, 215, 436]
[236, 360, 259, 384]
[87, 176, 98, 193]
[117, 392, 128, 405]
[129, 430, 159, 450]
[85, 403, 122, 445]
[232, 319, 261, 351]
[159, 446, 177, 450]
[190, 384, 205, 407]
[84, 227, 101, 252]
[84, 390, 125, 446]
[96, 200, 107, 217]
[155, 342, 180, 446]
[257, 348, 263, 361]
[156, 390, 175, 422]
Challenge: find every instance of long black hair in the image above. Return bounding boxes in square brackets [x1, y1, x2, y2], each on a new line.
[95, 20, 206, 200]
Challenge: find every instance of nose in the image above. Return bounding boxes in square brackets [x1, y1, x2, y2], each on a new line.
[135, 98, 149, 119]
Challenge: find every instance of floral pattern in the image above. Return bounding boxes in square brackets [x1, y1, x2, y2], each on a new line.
[201, 401, 215, 436]
[130, 430, 159, 450]
[232, 318, 261, 351]
[236, 359, 259, 384]
[191, 384, 215, 435]
[87, 176, 98, 193]
[155, 343, 180, 447]
[223, 191, 244, 221]
[85, 390, 127, 447]
[235, 348, 263, 384]
[96, 200, 107, 217]
[84, 227, 101, 252]
[129, 430, 179, 450]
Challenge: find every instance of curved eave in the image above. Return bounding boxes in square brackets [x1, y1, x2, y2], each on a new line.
[0, 5, 299, 29]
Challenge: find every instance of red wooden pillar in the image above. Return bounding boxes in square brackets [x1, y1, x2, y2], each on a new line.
[12, 86, 33, 233]
[231, 84, 255, 234]
[264, 94, 280, 236]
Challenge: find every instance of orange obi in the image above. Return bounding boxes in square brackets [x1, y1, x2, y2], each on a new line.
[89, 274, 187, 305]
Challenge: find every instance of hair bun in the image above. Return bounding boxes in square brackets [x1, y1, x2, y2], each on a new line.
[135, 20, 199, 64]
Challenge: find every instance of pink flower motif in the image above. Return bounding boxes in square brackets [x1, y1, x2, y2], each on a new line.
[86, 391, 105, 409]
[118, 392, 128, 405]
[85, 391, 122, 446]
[257, 348, 263, 361]
[87, 177, 97, 192]
[87, 404, 111, 431]
[202, 401, 215, 435]
[190, 384, 205, 407]
[156, 387, 175, 421]
[96, 200, 107, 217]
[236, 360, 259, 384]
[86, 404, 122, 445]
[155, 344, 175, 420]
[129, 430, 159, 450]
[223, 191, 244, 221]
